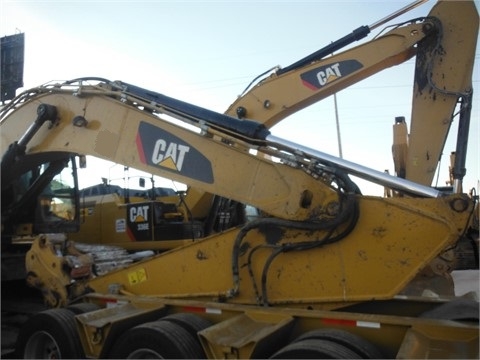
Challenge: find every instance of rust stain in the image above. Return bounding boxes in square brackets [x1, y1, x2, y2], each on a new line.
[196, 250, 208, 260]
[357, 250, 368, 261]
[372, 227, 387, 238]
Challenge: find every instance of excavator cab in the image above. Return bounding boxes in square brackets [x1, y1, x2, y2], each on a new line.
[1, 152, 80, 240]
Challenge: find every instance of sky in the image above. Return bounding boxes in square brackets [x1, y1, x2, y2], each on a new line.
[1, 0, 479, 196]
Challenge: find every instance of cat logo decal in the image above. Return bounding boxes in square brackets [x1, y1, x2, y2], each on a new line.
[136, 121, 213, 183]
[301, 60, 363, 90]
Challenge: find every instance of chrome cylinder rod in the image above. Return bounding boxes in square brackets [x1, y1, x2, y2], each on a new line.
[266, 134, 441, 198]
[369, 0, 429, 31]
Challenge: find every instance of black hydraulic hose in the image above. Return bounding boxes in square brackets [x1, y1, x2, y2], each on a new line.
[230, 193, 358, 297]
[238, 66, 279, 97]
[63, 77, 112, 85]
[246, 243, 277, 303]
[259, 199, 360, 306]
[260, 246, 287, 306]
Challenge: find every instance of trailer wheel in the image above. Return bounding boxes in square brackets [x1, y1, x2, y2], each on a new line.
[161, 313, 212, 337]
[270, 338, 361, 359]
[107, 319, 205, 359]
[66, 302, 100, 314]
[292, 328, 383, 358]
[15, 308, 85, 359]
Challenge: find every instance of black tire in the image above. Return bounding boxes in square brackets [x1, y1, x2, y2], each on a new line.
[66, 302, 100, 315]
[292, 328, 383, 359]
[107, 319, 205, 359]
[161, 313, 212, 337]
[15, 308, 85, 359]
[270, 338, 362, 359]
[159, 313, 211, 358]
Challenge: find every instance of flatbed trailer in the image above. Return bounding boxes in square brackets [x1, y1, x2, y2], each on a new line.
[15, 291, 479, 359]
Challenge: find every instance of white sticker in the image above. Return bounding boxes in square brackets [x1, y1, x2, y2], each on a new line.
[116, 219, 126, 233]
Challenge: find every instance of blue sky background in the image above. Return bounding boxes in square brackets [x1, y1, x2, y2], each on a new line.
[1, 0, 478, 195]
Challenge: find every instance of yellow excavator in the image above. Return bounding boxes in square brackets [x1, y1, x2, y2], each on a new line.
[1, 0, 478, 358]
[60, 0, 479, 260]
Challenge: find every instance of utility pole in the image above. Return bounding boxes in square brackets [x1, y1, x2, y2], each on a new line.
[333, 93, 343, 158]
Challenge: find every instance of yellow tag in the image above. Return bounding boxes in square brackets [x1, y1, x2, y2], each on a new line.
[128, 268, 147, 285]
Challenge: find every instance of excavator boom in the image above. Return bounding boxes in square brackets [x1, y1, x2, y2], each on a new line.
[1, 78, 475, 307]
[0, 79, 437, 223]
[226, 0, 478, 189]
